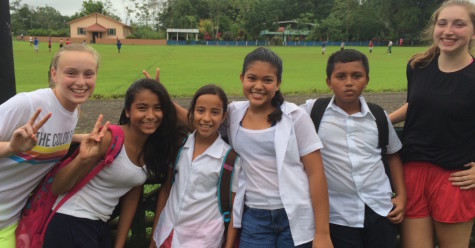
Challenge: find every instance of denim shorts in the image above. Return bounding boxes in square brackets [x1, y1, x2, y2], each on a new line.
[239, 207, 312, 248]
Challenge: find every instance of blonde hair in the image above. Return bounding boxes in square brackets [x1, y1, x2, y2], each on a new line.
[410, 0, 475, 69]
[49, 43, 100, 88]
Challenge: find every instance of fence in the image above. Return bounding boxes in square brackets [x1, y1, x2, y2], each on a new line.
[166, 40, 420, 47]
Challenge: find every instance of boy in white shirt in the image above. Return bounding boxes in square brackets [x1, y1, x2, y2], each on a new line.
[300, 49, 406, 248]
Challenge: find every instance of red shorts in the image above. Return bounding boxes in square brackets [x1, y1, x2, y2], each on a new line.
[404, 161, 475, 223]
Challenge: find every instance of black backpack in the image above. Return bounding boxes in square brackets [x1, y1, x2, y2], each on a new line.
[309, 97, 392, 189]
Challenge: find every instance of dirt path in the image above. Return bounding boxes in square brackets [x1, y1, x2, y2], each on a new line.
[76, 92, 406, 133]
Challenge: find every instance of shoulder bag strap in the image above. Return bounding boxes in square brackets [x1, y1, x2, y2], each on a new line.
[41, 125, 124, 237]
[310, 97, 332, 133]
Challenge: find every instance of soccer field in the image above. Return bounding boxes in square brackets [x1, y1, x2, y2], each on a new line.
[12, 41, 426, 98]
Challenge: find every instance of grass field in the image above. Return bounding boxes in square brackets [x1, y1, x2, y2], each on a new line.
[12, 40, 427, 98]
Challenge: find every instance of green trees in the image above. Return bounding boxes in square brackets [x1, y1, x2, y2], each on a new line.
[158, 0, 443, 43]
[70, 0, 121, 21]
[10, 0, 68, 37]
[9, 0, 446, 43]
[9, 0, 120, 37]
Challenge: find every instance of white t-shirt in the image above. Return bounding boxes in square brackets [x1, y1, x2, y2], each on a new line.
[55, 145, 147, 221]
[154, 132, 241, 248]
[0, 88, 78, 229]
[234, 126, 282, 209]
[300, 96, 402, 228]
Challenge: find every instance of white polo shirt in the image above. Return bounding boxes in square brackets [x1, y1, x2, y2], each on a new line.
[300, 96, 402, 228]
[154, 132, 242, 248]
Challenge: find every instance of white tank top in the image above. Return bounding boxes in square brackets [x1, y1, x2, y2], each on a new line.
[54, 146, 147, 221]
[234, 125, 284, 210]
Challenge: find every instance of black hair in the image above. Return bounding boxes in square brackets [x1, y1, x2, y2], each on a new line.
[326, 49, 370, 79]
[241, 47, 284, 124]
[187, 84, 228, 128]
[119, 78, 187, 184]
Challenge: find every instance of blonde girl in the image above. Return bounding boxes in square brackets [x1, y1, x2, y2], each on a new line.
[0, 44, 99, 248]
[389, 1, 475, 247]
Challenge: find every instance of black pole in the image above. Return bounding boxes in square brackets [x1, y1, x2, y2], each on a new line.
[0, 0, 16, 104]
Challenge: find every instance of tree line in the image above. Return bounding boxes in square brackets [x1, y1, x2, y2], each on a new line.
[9, 0, 444, 44]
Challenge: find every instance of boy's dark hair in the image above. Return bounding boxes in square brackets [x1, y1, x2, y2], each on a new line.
[187, 84, 228, 128]
[119, 78, 187, 183]
[241, 47, 284, 124]
[326, 49, 369, 78]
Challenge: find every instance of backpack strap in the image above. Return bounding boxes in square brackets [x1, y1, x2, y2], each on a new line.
[60, 125, 125, 199]
[218, 148, 238, 223]
[366, 103, 392, 189]
[310, 98, 394, 191]
[366, 103, 389, 155]
[172, 137, 188, 184]
[41, 125, 124, 238]
[218, 148, 238, 244]
[171, 146, 184, 184]
[310, 97, 332, 133]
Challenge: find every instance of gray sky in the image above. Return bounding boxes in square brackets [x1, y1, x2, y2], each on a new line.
[16, 0, 475, 24]
[18, 0, 128, 22]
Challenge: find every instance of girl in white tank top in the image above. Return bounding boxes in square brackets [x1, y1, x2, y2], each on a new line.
[43, 79, 187, 248]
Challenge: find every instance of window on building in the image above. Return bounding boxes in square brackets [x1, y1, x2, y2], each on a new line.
[107, 28, 116, 36]
[77, 28, 86, 35]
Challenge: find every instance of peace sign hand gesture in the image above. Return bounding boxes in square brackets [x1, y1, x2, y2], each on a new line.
[8, 108, 51, 155]
[78, 114, 110, 162]
[50, 115, 111, 195]
[142, 67, 161, 83]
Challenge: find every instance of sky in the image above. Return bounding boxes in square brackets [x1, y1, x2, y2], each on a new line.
[18, 0, 128, 22]
[16, 0, 475, 23]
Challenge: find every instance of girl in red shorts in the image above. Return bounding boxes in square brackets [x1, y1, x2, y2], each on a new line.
[389, 1, 475, 247]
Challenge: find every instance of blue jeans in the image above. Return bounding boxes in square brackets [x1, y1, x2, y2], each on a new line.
[239, 207, 312, 248]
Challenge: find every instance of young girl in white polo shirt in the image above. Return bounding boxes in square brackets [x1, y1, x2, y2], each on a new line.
[151, 84, 241, 248]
